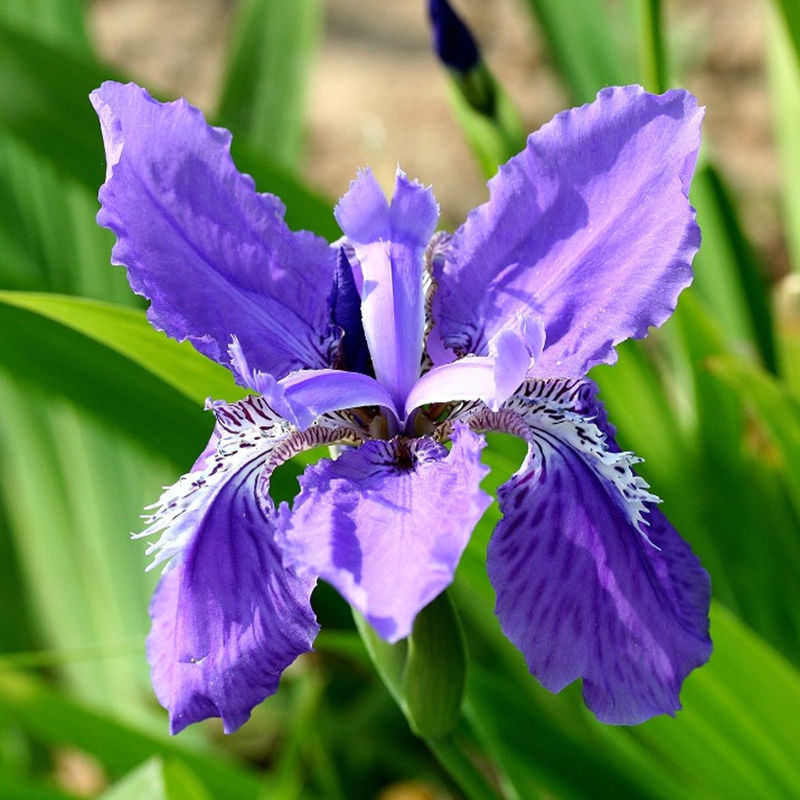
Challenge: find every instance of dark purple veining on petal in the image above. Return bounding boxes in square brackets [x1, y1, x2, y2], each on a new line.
[147, 453, 318, 734]
[478, 379, 711, 724]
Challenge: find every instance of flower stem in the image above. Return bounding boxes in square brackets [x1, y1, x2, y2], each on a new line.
[640, 0, 667, 93]
[425, 731, 504, 800]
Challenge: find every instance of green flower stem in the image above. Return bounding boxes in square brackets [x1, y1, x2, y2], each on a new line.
[639, 0, 667, 93]
[425, 730, 505, 800]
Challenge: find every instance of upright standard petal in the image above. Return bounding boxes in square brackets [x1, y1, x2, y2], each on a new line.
[435, 86, 702, 377]
[276, 424, 491, 643]
[335, 168, 439, 410]
[481, 380, 711, 724]
[91, 81, 336, 381]
[143, 398, 319, 733]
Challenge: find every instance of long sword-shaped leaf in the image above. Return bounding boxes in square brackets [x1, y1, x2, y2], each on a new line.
[0, 20, 338, 239]
[708, 352, 800, 521]
[626, 602, 800, 798]
[100, 757, 212, 800]
[519, 0, 636, 103]
[0, 664, 263, 799]
[767, 3, 800, 274]
[690, 164, 777, 373]
[0, 292, 241, 465]
[0, 377, 168, 722]
[0, 0, 88, 53]
[773, 0, 800, 67]
[218, 0, 322, 173]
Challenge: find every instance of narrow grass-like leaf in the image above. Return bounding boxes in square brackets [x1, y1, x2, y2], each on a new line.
[627, 602, 800, 798]
[0, 128, 133, 301]
[0, 297, 211, 466]
[0, 0, 89, 54]
[638, 0, 667, 92]
[773, 0, 800, 68]
[767, 3, 800, 273]
[0, 20, 339, 241]
[708, 352, 800, 519]
[218, 0, 322, 173]
[0, 22, 120, 190]
[0, 377, 172, 721]
[0, 772, 78, 800]
[0, 665, 263, 799]
[0, 292, 242, 404]
[690, 164, 776, 371]
[100, 757, 212, 800]
[519, 0, 635, 102]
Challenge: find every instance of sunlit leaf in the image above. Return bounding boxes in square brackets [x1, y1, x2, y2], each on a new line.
[767, 2, 800, 274]
[218, 0, 322, 173]
[626, 603, 800, 798]
[0, 295, 212, 465]
[519, 0, 636, 103]
[0, 0, 89, 54]
[100, 757, 212, 800]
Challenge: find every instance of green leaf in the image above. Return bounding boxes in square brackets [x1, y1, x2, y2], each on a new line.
[707, 352, 800, 518]
[0, 665, 263, 800]
[773, 0, 800, 69]
[0, 0, 90, 56]
[0, 292, 241, 405]
[690, 163, 776, 373]
[627, 602, 800, 798]
[0, 772, 78, 800]
[0, 128, 131, 300]
[0, 20, 338, 242]
[100, 757, 212, 800]
[767, 2, 800, 274]
[218, 0, 323, 173]
[0, 21, 121, 190]
[0, 294, 217, 466]
[638, 0, 668, 93]
[519, 0, 636, 103]
[0, 376, 173, 720]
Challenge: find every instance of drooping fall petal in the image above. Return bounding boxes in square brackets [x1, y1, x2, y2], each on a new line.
[276, 424, 491, 642]
[483, 380, 711, 723]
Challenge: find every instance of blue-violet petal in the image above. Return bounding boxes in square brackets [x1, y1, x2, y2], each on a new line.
[91, 81, 336, 382]
[276, 424, 491, 643]
[485, 381, 712, 724]
[435, 85, 702, 377]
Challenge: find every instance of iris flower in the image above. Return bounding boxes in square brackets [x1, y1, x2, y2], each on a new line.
[92, 81, 711, 734]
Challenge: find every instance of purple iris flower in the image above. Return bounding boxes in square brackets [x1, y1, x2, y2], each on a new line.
[91, 81, 711, 734]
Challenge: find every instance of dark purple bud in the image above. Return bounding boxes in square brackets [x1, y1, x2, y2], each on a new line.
[428, 0, 480, 73]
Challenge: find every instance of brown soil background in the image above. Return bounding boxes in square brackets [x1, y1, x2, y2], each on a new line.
[89, 0, 784, 273]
